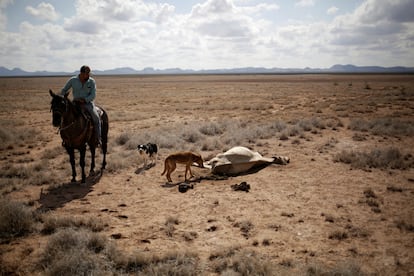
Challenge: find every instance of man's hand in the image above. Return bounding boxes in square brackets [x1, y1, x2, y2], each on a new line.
[74, 98, 86, 104]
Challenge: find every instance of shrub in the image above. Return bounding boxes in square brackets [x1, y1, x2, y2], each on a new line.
[199, 122, 225, 136]
[334, 147, 413, 170]
[40, 228, 111, 275]
[349, 117, 414, 137]
[41, 214, 106, 234]
[0, 199, 34, 241]
[139, 251, 200, 276]
[209, 248, 274, 275]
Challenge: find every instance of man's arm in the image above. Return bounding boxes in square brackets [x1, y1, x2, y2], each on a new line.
[61, 78, 73, 96]
[84, 79, 96, 102]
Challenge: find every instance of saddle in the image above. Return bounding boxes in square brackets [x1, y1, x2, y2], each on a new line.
[73, 100, 103, 143]
[73, 100, 103, 121]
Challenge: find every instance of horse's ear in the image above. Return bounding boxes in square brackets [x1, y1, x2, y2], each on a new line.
[49, 89, 56, 97]
[63, 92, 69, 99]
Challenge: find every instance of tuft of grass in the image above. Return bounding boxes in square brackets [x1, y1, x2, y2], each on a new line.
[233, 220, 254, 238]
[328, 230, 348, 240]
[164, 216, 180, 237]
[41, 214, 106, 234]
[334, 147, 413, 170]
[209, 247, 275, 275]
[395, 220, 414, 232]
[306, 261, 364, 276]
[40, 228, 111, 276]
[349, 117, 414, 137]
[139, 251, 200, 276]
[0, 199, 35, 241]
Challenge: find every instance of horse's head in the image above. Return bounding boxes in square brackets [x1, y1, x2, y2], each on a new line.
[49, 89, 68, 127]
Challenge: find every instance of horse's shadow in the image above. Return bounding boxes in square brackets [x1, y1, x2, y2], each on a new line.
[37, 171, 102, 212]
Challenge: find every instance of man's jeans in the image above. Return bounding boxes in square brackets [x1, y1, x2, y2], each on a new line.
[85, 102, 101, 142]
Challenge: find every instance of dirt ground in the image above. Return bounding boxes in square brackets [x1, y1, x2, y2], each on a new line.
[1, 74, 413, 275]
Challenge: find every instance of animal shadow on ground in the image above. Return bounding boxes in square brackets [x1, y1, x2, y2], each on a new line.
[37, 170, 102, 211]
[135, 163, 156, 174]
[160, 172, 229, 189]
[160, 175, 205, 188]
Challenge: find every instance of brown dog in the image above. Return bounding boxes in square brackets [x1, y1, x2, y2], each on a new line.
[161, 152, 204, 182]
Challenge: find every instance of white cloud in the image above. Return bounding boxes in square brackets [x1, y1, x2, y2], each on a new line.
[355, 0, 414, 23]
[327, 0, 414, 66]
[1, 0, 413, 71]
[0, 0, 13, 30]
[327, 6, 338, 15]
[0, 0, 13, 9]
[295, 0, 315, 7]
[25, 2, 59, 22]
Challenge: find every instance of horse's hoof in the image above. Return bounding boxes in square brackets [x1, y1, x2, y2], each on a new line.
[89, 170, 95, 177]
[71, 178, 76, 183]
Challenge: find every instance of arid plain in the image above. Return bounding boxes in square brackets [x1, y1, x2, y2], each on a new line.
[1, 74, 413, 275]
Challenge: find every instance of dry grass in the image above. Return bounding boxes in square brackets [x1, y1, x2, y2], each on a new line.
[334, 147, 414, 170]
[41, 213, 107, 234]
[0, 75, 413, 275]
[0, 199, 35, 241]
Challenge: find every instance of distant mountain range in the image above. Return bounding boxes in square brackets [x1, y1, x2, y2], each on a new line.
[1, 64, 413, 76]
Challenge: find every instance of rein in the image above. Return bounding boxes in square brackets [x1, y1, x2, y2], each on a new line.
[59, 120, 77, 132]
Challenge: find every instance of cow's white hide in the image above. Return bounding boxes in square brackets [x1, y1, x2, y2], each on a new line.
[204, 146, 289, 175]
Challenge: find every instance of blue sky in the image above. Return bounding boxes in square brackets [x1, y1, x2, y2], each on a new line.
[1, 0, 413, 72]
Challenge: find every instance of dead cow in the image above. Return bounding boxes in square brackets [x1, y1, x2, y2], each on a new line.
[204, 146, 289, 175]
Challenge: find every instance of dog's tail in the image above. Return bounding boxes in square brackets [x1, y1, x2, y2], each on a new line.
[161, 159, 167, 176]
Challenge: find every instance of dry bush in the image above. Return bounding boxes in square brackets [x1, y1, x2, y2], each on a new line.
[107, 116, 342, 170]
[334, 147, 414, 170]
[105, 150, 137, 172]
[164, 216, 180, 237]
[0, 123, 43, 150]
[41, 214, 106, 234]
[209, 247, 276, 275]
[41, 146, 64, 159]
[0, 159, 58, 194]
[306, 261, 364, 276]
[395, 220, 414, 232]
[328, 230, 348, 240]
[199, 121, 225, 136]
[233, 220, 254, 238]
[40, 228, 112, 276]
[110, 249, 200, 275]
[138, 251, 200, 276]
[349, 117, 414, 137]
[0, 199, 35, 241]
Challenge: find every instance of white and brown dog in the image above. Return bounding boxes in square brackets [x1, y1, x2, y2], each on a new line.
[137, 143, 158, 168]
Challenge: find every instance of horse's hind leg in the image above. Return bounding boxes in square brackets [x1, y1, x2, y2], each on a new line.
[66, 147, 77, 183]
[101, 142, 107, 170]
[79, 146, 87, 183]
[89, 146, 96, 175]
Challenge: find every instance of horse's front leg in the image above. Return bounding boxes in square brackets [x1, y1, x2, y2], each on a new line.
[79, 146, 87, 183]
[66, 147, 77, 183]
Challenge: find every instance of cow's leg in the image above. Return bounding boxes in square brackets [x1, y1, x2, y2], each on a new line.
[66, 147, 77, 183]
[79, 146, 87, 183]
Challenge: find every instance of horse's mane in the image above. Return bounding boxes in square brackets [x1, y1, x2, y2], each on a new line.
[63, 95, 83, 117]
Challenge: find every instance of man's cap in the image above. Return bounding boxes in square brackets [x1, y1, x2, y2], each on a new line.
[80, 65, 91, 73]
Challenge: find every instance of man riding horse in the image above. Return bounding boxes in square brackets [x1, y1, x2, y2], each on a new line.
[61, 65, 101, 146]
[49, 65, 108, 183]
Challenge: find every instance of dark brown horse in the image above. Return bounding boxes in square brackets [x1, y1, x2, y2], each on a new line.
[49, 89, 108, 183]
